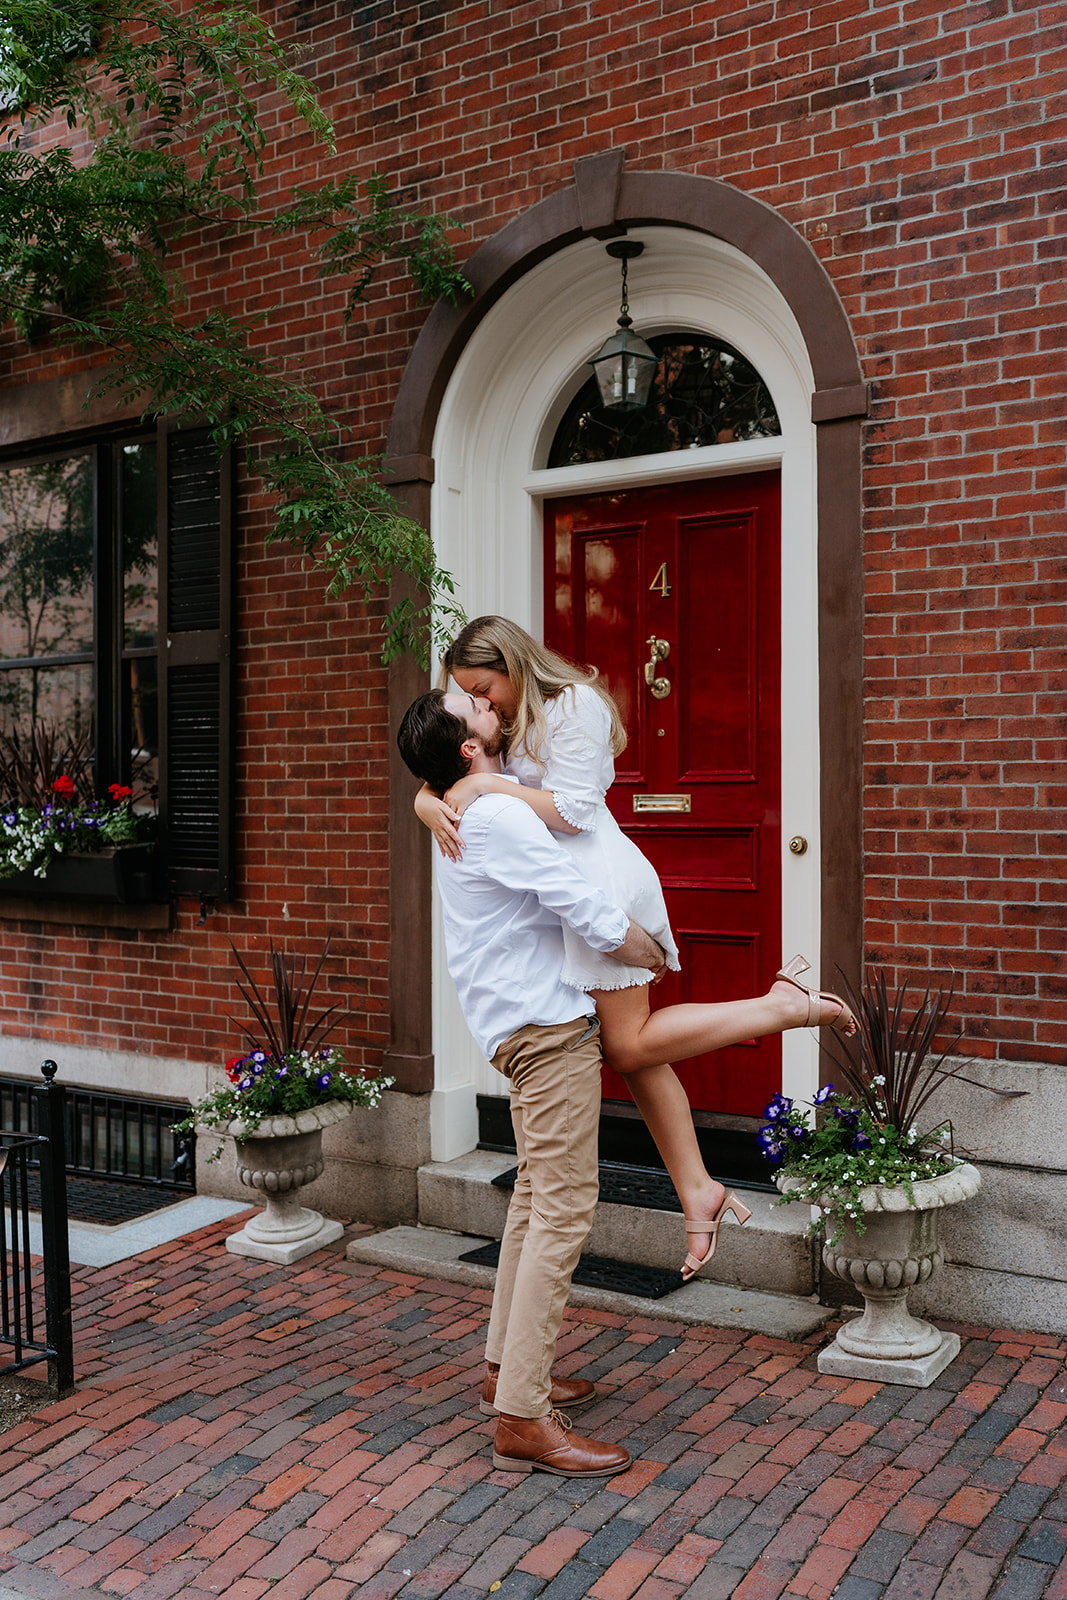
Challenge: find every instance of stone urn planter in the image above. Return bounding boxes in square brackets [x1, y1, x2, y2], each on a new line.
[782, 1161, 982, 1386]
[223, 1099, 354, 1265]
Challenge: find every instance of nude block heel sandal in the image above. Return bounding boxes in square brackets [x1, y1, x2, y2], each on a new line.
[776, 954, 857, 1035]
[681, 1192, 754, 1281]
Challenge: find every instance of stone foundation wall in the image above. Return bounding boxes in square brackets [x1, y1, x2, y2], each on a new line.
[904, 1057, 1066, 1336]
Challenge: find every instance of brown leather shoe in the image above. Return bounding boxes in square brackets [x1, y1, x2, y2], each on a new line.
[493, 1409, 631, 1477]
[480, 1362, 596, 1417]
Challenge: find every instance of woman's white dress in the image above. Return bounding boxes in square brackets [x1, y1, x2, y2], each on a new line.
[505, 684, 681, 993]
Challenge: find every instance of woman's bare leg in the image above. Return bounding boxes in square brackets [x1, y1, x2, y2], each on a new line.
[589, 979, 842, 1266]
[617, 1060, 726, 1267]
[592, 980, 823, 1077]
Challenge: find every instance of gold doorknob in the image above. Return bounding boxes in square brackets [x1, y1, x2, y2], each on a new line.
[644, 636, 671, 699]
[789, 835, 808, 855]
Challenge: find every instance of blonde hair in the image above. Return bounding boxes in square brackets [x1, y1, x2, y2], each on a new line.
[439, 615, 627, 768]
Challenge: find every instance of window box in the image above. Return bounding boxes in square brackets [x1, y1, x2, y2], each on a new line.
[0, 844, 160, 904]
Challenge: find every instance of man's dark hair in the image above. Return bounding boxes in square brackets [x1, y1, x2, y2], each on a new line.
[397, 689, 473, 793]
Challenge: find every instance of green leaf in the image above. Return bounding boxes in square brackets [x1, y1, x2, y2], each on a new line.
[0, 0, 473, 661]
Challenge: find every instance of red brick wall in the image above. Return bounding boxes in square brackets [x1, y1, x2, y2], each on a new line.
[0, 0, 1061, 1068]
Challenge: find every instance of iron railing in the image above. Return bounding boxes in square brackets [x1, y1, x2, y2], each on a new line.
[1, 1061, 74, 1394]
[0, 1076, 193, 1190]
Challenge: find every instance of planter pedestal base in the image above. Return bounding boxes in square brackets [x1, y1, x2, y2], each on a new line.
[818, 1327, 961, 1387]
[226, 1211, 344, 1266]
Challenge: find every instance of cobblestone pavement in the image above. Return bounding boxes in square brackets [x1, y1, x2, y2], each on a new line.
[2, 1213, 1067, 1600]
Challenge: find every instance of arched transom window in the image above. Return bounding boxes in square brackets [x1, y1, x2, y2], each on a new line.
[548, 332, 781, 468]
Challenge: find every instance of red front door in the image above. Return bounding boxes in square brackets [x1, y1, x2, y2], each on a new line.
[545, 472, 782, 1118]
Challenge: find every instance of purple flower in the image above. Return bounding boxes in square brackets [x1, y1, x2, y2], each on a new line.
[852, 1131, 872, 1151]
[788, 1125, 808, 1141]
[251, 1050, 267, 1064]
[239, 1076, 255, 1091]
[813, 1084, 834, 1105]
[763, 1094, 793, 1121]
[317, 1072, 332, 1091]
[833, 1105, 860, 1127]
[274, 1067, 288, 1081]
[757, 1128, 786, 1162]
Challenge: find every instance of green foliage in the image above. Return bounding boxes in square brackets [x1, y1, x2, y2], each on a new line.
[171, 1044, 392, 1158]
[0, 0, 471, 661]
[0, 720, 154, 878]
[761, 1089, 957, 1244]
[761, 971, 1025, 1243]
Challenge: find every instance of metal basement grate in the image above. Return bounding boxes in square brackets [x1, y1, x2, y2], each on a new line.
[459, 1239, 684, 1300]
[22, 1169, 191, 1225]
[492, 1162, 685, 1212]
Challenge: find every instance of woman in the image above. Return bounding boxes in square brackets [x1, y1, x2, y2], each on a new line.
[416, 616, 855, 1280]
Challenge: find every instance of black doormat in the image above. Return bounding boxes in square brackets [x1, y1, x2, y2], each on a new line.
[458, 1239, 684, 1300]
[16, 1170, 192, 1226]
[491, 1162, 687, 1212]
[477, 1096, 777, 1192]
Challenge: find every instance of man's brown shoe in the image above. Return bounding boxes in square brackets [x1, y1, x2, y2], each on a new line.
[493, 1409, 631, 1477]
[480, 1362, 596, 1417]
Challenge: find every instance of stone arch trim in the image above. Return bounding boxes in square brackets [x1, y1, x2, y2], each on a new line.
[383, 153, 864, 1094]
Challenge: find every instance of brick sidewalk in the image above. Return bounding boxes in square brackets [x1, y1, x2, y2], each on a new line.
[2, 1214, 1067, 1600]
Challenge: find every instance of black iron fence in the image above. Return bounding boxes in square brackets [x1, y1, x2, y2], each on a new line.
[1, 1062, 74, 1395]
[0, 1076, 193, 1191]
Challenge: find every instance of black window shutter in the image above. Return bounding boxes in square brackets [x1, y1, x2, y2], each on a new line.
[158, 423, 234, 899]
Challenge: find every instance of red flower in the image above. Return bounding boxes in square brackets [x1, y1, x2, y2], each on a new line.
[225, 1053, 247, 1083]
[51, 775, 75, 799]
[108, 783, 133, 802]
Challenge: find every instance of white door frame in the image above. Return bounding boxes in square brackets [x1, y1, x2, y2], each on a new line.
[428, 225, 824, 1162]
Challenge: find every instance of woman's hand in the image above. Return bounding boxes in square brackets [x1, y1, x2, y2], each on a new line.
[442, 772, 497, 815]
[414, 787, 464, 862]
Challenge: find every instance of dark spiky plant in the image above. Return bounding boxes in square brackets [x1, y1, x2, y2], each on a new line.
[828, 969, 1023, 1137]
[0, 722, 92, 808]
[172, 938, 392, 1156]
[228, 938, 344, 1060]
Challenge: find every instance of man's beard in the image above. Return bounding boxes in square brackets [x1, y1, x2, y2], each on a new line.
[480, 726, 506, 760]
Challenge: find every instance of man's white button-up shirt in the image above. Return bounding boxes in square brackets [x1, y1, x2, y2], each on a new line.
[435, 792, 629, 1061]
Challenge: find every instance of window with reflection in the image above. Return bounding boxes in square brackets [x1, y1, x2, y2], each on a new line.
[548, 333, 781, 468]
[0, 435, 159, 810]
[0, 424, 232, 899]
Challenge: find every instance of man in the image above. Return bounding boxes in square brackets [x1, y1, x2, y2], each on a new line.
[397, 688, 664, 1477]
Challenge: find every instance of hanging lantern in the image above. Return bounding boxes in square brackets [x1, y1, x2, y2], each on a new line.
[589, 240, 657, 411]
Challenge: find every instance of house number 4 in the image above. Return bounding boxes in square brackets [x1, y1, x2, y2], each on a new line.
[648, 562, 671, 598]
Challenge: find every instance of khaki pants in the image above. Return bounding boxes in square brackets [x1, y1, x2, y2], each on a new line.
[485, 1014, 602, 1419]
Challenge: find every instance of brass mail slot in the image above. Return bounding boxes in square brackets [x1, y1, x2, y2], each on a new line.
[633, 793, 691, 813]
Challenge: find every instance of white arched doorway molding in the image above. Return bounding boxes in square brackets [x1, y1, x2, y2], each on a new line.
[427, 225, 826, 1162]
